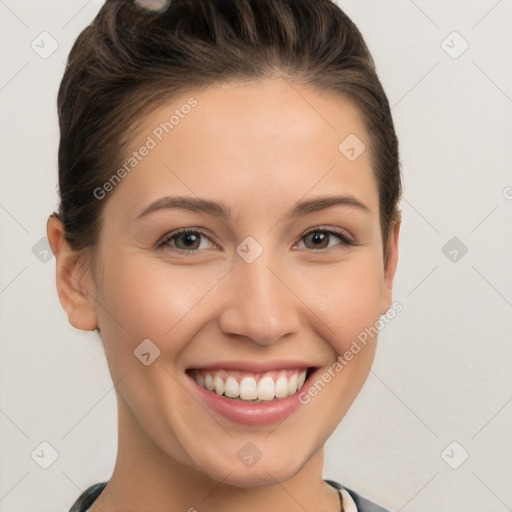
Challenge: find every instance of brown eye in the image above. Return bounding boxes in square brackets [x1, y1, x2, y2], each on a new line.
[298, 229, 354, 251]
[158, 228, 217, 253]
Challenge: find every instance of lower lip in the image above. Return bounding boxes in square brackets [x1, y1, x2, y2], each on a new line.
[186, 370, 316, 426]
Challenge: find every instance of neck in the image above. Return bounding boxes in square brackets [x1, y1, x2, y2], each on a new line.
[89, 393, 341, 512]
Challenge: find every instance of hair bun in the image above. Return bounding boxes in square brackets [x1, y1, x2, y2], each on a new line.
[133, 0, 171, 15]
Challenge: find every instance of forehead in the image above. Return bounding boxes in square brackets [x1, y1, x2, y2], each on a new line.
[103, 78, 379, 221]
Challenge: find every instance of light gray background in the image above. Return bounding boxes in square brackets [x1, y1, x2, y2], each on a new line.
[1, 1, 511, 511]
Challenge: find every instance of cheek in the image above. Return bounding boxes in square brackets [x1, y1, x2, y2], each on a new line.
[308, 252, 386, 356]
[300, 254, 385, 423]
[95, 252, 222, 357]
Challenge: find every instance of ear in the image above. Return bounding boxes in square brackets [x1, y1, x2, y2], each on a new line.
[46, 214, 99, 331]
[380, 220, 401, 315]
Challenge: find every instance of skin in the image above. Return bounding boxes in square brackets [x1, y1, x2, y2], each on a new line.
[47, 77, 400, 512]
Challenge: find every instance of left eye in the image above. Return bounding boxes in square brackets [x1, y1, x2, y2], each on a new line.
[295, 228, 354, 250]
[158, 227, 354, 254]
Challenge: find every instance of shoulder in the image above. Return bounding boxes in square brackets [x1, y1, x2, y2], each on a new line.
[69, 481, 108, 512]
[325, 479, 391, 512]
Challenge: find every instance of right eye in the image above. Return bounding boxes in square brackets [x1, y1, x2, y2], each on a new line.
[157, 228, 220, 254]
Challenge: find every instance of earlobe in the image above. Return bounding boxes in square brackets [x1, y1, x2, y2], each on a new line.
[46, 214, 99, 331]
[380, 220, 401, 315]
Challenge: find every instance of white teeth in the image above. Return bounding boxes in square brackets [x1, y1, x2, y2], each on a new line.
[239, 377, 258, 400]
[287, 373, 297, 395]
[193, 368, 310, 401]
[297, 370, 307, 389]
[204, 374, 214, 391]
[275, 375, 288, 398]
[224, 376, 239, 398]
[214, 375, 224, 396]
[257, 376, 275, 401]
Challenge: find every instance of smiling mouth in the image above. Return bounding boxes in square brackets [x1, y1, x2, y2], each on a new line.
[186, 367, 316, 402]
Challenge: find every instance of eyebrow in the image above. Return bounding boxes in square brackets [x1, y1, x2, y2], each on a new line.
[135, 194, 371, 222]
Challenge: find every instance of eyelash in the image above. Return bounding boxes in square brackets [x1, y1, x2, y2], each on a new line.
[157, 226, 356, 254]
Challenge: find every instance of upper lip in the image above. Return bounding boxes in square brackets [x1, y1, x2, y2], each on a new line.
[186, 361, 320, 374]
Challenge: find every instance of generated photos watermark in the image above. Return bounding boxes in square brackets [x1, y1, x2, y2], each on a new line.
[298, 301, 403, 404]
[93, 97, 198, 200]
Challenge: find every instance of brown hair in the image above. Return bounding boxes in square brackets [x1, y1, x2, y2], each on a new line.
[54, 0, 401, 274]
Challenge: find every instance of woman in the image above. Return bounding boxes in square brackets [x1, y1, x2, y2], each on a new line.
[47, 0, 402, 510]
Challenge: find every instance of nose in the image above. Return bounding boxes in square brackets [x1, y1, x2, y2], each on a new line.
[217, 248, 302, 346]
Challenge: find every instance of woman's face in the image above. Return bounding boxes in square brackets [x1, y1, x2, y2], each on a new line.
[74, 78, 399, 486]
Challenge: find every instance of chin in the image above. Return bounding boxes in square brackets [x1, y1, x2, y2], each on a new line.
[194, 445, 309, 488]
[210, 466, 299, 489]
